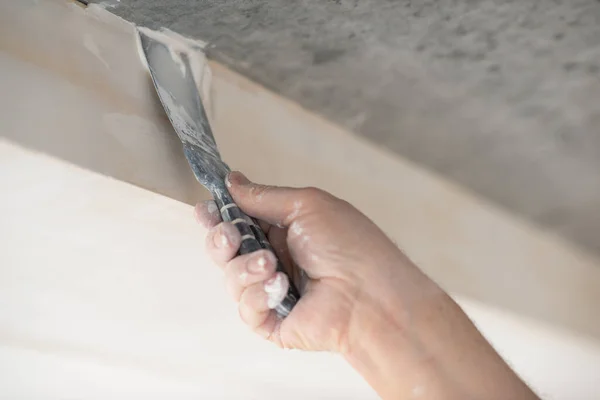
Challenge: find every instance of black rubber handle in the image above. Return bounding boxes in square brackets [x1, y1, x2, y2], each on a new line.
[213, 188, 300, 318]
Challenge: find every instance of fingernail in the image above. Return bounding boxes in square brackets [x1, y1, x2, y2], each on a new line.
[207, 200, 218, 215]
[193, 205, 203, 224]
[264, 273, 288, 309]
[213, 225, 230, 249]
[195, 201, 222, 228]
[248, 251, 273, 274]
[227, 171, 250, 188]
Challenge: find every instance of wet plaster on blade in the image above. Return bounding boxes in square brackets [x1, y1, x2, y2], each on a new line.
[135, 25, 234, 192]
[135, 26, 214, 121]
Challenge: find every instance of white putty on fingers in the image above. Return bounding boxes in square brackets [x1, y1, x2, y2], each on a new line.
[264, 272, 289, 309]
[206, 200, 218, 215]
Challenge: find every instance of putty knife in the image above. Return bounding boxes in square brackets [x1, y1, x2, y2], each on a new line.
[137, 29, 299, 318]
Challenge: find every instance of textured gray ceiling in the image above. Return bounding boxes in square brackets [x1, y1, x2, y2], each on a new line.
[92, 0, 600, 256]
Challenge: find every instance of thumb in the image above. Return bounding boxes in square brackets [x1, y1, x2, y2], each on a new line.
[226, 171, 307, 227]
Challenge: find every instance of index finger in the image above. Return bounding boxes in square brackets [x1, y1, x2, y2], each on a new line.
[226, 172, 323, 228]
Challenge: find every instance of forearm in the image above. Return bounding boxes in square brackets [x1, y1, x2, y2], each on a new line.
[345, 286, 539, 399]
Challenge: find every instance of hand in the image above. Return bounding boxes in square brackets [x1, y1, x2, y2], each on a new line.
[195, 172, 539, 400]
[194, 171, 440, 354]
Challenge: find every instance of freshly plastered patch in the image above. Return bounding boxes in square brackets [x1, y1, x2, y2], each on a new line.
[83, 33, 110, 69]
[135, 26, 213, 119]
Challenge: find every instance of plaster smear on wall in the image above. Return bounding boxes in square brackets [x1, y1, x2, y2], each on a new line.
[83, 33, 110, 70]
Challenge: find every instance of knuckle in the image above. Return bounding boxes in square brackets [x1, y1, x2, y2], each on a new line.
[220, 221, 237, 238]
[224, 255, 242, 274]
[204, 225, 219, 249]
[300, 187, 328, 208]
[249, 184, 273, 202]
[302, 186, 325, 199]
[226, 276, 242, 301]
[299, 187, 341, 213]
[238, 303, 249, 325]
[238, 296, 259, 327]
[262, 249, 278, 270]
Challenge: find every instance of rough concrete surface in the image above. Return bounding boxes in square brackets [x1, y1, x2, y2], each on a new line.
[91, 0, 600, 255]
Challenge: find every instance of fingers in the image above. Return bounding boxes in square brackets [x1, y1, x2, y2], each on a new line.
[226, 171, 317, 227]
[224, 250, 277, 301]
[205, 222, 241, 267]
[194, 200, 221, 229]
[223, 250, 289, 330]
[239, 272, 290, 329]
[221, 248, 290, 334]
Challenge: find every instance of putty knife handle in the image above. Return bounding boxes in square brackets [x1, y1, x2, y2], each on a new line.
[214, 189, 300, 319]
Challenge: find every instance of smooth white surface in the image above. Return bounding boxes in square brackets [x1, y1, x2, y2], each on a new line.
[0, 140, 377, 399]
[1, 141, 600, 399]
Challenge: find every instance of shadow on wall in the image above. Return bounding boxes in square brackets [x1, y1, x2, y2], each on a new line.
[0, 0, 209, 206]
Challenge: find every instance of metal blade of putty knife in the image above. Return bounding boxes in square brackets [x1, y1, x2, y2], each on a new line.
[137, 28, 299, 318]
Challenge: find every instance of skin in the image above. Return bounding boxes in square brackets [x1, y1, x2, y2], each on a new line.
[195, 171, 540, 400]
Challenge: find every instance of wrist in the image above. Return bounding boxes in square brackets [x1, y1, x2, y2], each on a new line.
[343, 263, 448, 358]
[343, 277, 450, 399]
[344, 283, 538, 400]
